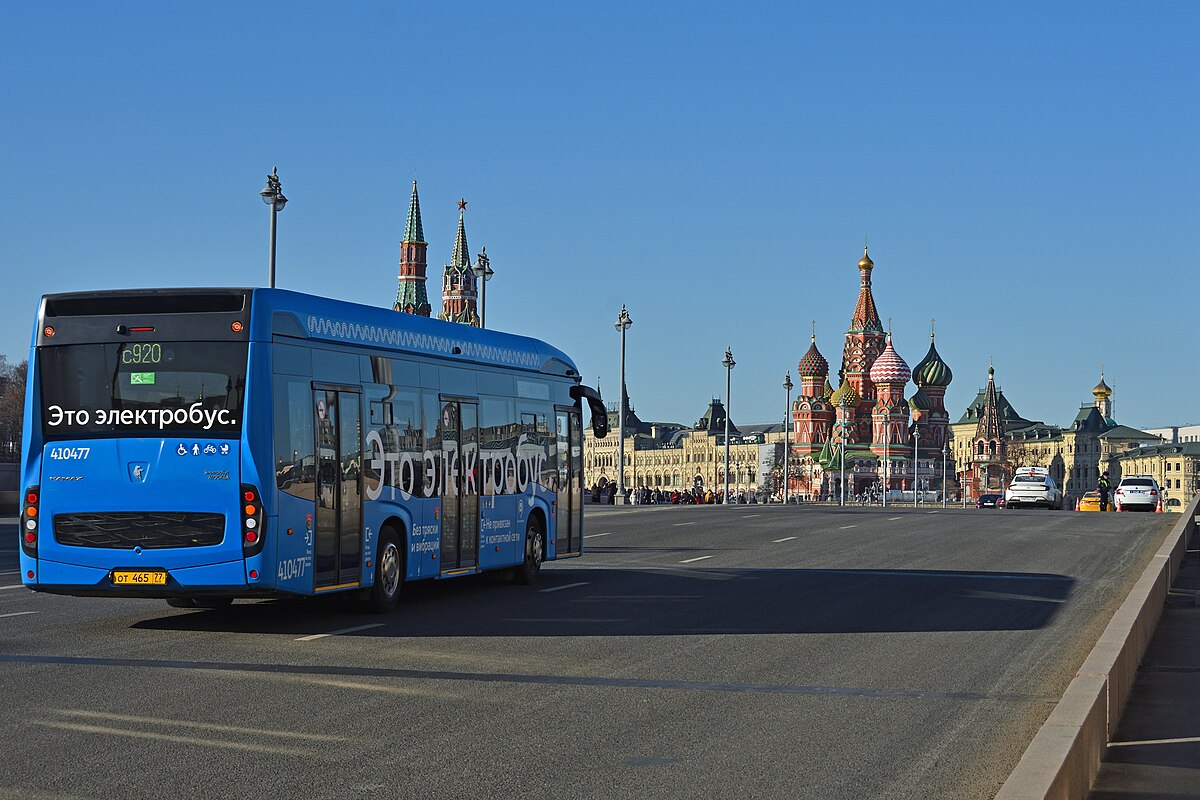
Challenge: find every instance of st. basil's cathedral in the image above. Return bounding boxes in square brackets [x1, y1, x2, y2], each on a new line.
[789, 247, 956, 500]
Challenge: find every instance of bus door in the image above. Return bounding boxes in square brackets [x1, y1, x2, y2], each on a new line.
[439, 398, 479, 573]
[555, 409, 583, 555]
[313, 387, 363, 590]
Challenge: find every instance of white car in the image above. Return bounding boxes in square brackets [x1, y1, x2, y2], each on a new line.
[1005, 468, 1063, 510]
[1114, 475, 1161, 512]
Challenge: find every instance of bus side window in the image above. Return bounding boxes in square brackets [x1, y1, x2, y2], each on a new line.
[481, 398, 515, 496]
[390, 391, 424, 498]
[274, 376, 315, 500]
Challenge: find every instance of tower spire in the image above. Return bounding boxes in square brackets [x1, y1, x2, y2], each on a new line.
[440, 197, 480, 326]
[394, 179, 431, 316]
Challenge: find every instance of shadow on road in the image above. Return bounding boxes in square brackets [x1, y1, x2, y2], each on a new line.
[129, 566, 1074, 638]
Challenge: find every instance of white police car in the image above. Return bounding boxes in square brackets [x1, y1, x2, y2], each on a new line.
[1114, 475, 1161, 512]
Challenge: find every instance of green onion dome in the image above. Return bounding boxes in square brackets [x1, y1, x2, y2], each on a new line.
[912, 335, 953, 388]
[823, 378, 835, 400]
[908, 388, 933, 412]
[797, 336, 829, 378]
[830, 381, 860, 408]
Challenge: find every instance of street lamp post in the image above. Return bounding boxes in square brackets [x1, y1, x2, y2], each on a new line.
[614, 305, 633, 505]
[259, 167, 287, 288]
[839, 397, 849, 507]
[942, 441, 949, 509]
[783, 373, 793, 505]
[723, 348, 736, 503]
[882, 408, 889, 508]
[913, 419, 920, 509]
[471, 248, 494, 328]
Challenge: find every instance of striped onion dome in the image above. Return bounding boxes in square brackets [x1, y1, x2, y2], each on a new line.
[912, 335, 953, 388]
[868, 335, 910, 385]
[908, 388, 933, 412]
[830, 380, 860, 408]
[797, 337, 829, 378]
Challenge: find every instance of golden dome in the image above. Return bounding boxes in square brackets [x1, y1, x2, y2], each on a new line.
[857, 246, 874, 271]
[1092, 373, 1112, 398]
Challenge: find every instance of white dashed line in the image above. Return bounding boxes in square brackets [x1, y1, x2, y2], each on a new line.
[539, 582, 590, 593]
[586, 532, 613, 538]
[679, 556, 713, 564]
[773, 537, 797, 543]
[295, 623, 385, 642]
[839, 525, 857, 530]
[888, 516, 903, 521]
[0, 585, 26, 591]
[0, 611, 37, 619]
[673, 522, 697, 527]
[742, 514, 761, 518]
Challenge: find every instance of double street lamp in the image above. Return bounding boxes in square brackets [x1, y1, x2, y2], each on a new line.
[839, 397, 849, 507]
[614, 305, 633, 505]
[783, 373, 793, 505]
[882, 408, 890, 508]
[259, 167, 287, 288]
[723, 348, 736, 503]
[942, 441, 949, 509]
[471, 247, 494, 328]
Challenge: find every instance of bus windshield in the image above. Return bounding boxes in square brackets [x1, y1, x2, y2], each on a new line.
[40, 341, 248, 438]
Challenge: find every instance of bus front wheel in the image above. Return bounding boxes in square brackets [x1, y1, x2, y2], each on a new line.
[513, 516, 544, 586]
[359, 527, 403, 614]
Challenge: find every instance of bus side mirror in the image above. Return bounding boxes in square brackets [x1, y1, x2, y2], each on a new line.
[570, 384, 608, 438]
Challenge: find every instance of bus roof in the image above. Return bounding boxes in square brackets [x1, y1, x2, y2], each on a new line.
[37, 287, 580, 379]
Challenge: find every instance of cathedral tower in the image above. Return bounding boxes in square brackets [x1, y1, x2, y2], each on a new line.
[394, 181, 432, 317]
[973, 365, 1008, 492]
[793, 334, 834, 455]
[868, 333, 910, 458]
[910, 326, 954, 455]
[842, 247, 888, 443]
[439, 199, 481, 326]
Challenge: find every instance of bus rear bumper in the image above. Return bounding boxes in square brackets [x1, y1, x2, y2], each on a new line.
[26, 557, 279, 599]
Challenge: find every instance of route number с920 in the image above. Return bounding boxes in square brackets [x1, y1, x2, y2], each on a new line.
[49, 447, 90, 460]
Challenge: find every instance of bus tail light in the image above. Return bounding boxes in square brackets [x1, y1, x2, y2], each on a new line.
[241, 484, 266, 557]
[21, 486, 39, 557]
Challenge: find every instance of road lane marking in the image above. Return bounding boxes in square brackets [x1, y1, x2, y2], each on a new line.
[839, 525, 857, 529]
[0, 611, 37, 619]
[773, 537, 797, 543]
[0, 585, 26, 591]
[539, 582, 590, 593]
[742, 514, 761, 518]
[54, 710, 345, 741]
[32, 720, 319, 756]
[295, 623, 385, 642]
[586, 532, 613, 538]
[679, 556, 713, 563]
[888, 517, 903, 521]
[673, 522, 696, 527]
[0, 570, 20, 575]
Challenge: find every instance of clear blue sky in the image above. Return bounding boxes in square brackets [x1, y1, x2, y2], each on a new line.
[2, 2, 1196, 431]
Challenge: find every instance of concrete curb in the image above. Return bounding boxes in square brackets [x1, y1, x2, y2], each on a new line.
[995, 501, 1198, 800]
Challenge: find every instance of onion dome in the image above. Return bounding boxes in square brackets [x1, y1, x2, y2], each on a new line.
[857, 246, 874, 271]
[1092, 373, 1112, 399]
[797, 336, 829, 378]
[830, 380, 860, 408]
[912, 334, 953, 388]
[868, 334, 910, 385]
[908, 388, 933, 412]
[823, 378, 835, 400]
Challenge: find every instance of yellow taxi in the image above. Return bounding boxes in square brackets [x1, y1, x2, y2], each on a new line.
[1077, 491, 1108, 512]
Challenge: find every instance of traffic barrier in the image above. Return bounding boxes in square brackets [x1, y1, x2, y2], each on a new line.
[1155, 496, 1163, 513]
[1074, 497, 1080, 512]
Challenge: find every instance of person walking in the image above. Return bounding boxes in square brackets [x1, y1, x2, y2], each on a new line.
[1098, 471, 1112, 512]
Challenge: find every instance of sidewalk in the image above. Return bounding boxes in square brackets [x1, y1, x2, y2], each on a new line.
[1089, 526, 1200, 799]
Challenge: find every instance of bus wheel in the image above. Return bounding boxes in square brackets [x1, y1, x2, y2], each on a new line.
[360, 527, 402, 614]
[513, 516, 544, 586]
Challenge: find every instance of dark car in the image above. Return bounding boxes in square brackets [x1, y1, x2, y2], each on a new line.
[977, 493, 1005, 508]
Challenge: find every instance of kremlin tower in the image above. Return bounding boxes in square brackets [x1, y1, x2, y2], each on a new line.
[439, 199, 481, 326]
[393, 181, 432, 317]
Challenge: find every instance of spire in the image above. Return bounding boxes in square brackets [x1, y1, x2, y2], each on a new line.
[451, 198, 470, 270]
[404, 180, 425, 243]
[850, 245, 882, 332]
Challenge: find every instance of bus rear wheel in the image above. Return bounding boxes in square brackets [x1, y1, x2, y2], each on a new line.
[513, 516, 544, 586]
[359, 527, 402, 614]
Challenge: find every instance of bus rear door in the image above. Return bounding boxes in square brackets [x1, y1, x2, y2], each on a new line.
[313, 387, 362, 591]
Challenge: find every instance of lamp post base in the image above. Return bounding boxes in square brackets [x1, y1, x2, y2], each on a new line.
[615, 491, 629, 505]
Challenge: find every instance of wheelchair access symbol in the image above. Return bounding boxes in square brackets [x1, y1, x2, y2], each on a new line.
[176, 443, 188, 456]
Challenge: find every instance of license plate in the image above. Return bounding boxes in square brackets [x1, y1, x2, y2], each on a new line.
[112, 570, 168, 586]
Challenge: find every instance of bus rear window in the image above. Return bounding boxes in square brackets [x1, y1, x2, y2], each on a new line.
[40, 342, 248, 438]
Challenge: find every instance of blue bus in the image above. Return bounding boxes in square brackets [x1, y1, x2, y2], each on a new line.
[18, 288, 607, 612]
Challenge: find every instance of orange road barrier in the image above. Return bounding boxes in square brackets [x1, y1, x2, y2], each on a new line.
[1075, 497, 1081, 511]
[1155, 496, 1163, 513]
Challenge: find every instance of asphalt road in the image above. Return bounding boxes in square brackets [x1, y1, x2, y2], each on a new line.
[0, 505, 1173, 800]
